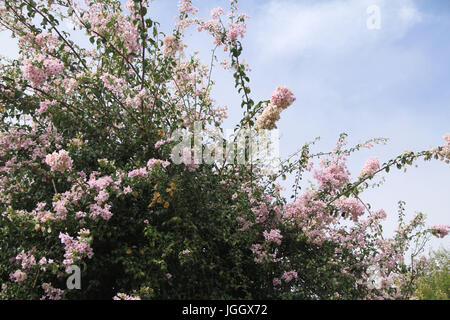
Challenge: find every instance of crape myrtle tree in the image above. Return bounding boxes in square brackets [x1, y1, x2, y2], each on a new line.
[0, 0, 449, 300]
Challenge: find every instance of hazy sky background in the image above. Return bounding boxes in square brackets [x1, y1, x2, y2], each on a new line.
[1, 0, 448, 252]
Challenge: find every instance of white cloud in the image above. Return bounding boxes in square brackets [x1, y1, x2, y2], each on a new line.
[252, 0, 422, 59]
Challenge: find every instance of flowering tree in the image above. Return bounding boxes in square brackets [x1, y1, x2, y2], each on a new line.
[0, 0, 449, 300]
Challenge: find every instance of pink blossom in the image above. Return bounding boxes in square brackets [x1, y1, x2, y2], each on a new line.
[162, 35, 180, 57]
[178, 0, 198, 15]
[15, 250, 36, 269]
[38, 100, 56, 114]
[147, 159, 171, 171]
[41, 283, 64, 300]
[255, 102, 281, 130]
[360, 157, 380, 177]
[43, 58, 63, 76]
[313, 162, 350, 191]
[128, 167, 148, 178]
[281, 271, 298, 283]
[10, 269, 27, 283]
[337, 197, 366, 222]
[123, 186, 132, 194]
[263, 229, 283, 245]
[23, 59, 46, 87]
[226, 22, 246, 42]
[59, 229, 94, 268]
[273, 278, 282, 286]
[430, 225, 449, 238]
[45, 149, 73, 173]
[211, 7, 224, 19]
[270, 86, 296, 110]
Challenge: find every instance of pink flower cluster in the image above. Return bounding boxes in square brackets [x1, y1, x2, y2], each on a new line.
[226, 22, 246, 42]
[336, 197, 366, 222]
[155, 138, 172, 149]
[263, 229, 283, 245]
[128, 167, 148, 178]
[41, 283, 64, 300]
[313, 161, 350, 191]
[23, 59, 46, 87]
[45, 149, 73, 173]
[23, 57, 64, 87]
[359, 157, 380, 177]
[59, 229, 94, 268]
[281, 270, 298, 283]
[43, 58, 63, 76]
[430, 225, 449, 238]
[256, 86, 296, 130]
[270, 86, 296, 110]
[251, 244, 275, 264]
[38, 99, 57, 114]
[210, 7, 224, 19]
[10, 269, 27, 283]
[15, 250, 36, 270]
[82, 3, 140, 54]
[127, 159, 170, 179]
[162, 35, 181, 57]
[147, 158, 171, 171]
[177, 0, 199, 15]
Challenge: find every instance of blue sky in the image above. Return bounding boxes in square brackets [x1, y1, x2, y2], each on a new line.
[162, 0, 450, 252]
[1, 0, 448, 252]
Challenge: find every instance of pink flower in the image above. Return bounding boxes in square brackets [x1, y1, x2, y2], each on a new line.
[10, 270, 27, 283]
[211, 7, 224, 19]
[443, 133, 450, 144]
[226, 22, 246, 42]
[166, 273, 172, 279]
[38, 100, 56, 114]
[430, 225, 450, 238]
[45, 150, 73, 173]
[162, 35, 181, 57]
[263, 229, 283, 245]
[270, 86, 296, 110]
[128, 167, 148, 178]
[15, 250, 36, 269]
[147, 159, 170, 171]
[281, 270, 298, 283]
[123, 186, 132, 194]
[273, 278, 282, 286]
[313, 162, 350, 191]
[41, 283, 64, 300]
[23, 59, 46, 87]
[255, 103, 281, 130]
[58, 229, 94, 267]
[178, 0, 198, 15]
[359, 157, 380, 177]
[43, 58, 63, 76]
[337, 197, 366, 222]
